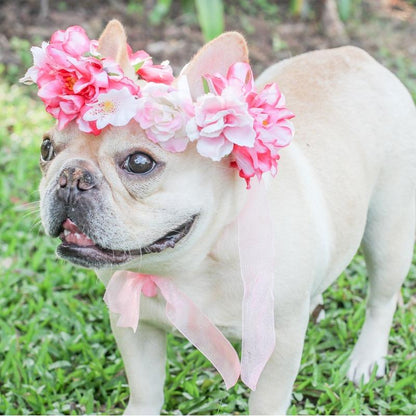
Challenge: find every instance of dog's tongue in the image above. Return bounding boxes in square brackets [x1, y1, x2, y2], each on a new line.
[62, 219, 95, 246]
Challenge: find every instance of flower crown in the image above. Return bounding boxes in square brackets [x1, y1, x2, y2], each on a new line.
[21, 26, 295, 187]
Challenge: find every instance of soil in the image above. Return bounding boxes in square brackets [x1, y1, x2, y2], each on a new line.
[0, 0, 415, 81]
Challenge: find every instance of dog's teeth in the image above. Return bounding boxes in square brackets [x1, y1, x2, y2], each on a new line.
[64, 230, 70, 237]
[75, 233, 81, 239]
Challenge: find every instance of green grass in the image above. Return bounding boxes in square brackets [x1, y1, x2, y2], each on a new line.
[0, 73, 415, 414]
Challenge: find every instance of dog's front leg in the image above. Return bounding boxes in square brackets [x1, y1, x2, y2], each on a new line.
[110, 314, 167, 415]
[248, 301, 310, 415]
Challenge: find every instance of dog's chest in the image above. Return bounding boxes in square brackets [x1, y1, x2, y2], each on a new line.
[138, 264, 244, 341]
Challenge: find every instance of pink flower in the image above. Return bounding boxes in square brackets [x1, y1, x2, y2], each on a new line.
[231, 84, 295, 187]
[206, 61, 254, 97]
[187, 93, 255, 161]
[129, 48, 174, 84]
[135, 79, 193, 152]
[21, 27, 105, 129]
[107, 73, 139, 96]
[76, 107, 100, 135]
[248, 83, 294, 147]
[49, 26, 91, 57]
[36, 57, 111, 129]
[231, 143, 279, 187]
[186, 62, 257, 162]
[21, 26, 142, 133]
[200, 62, 295, 187]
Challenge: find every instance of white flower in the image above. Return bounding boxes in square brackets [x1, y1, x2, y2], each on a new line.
[19, 42, 48, 85]
[83, 87, 139, 129]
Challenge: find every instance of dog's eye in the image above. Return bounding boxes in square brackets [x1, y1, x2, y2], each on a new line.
[40, 138, 55, 162]
[123, 152, 156, 174]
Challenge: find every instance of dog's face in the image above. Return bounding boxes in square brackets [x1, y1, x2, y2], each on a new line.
[38, 25, 250, 272]
[39, 119, 243, 271]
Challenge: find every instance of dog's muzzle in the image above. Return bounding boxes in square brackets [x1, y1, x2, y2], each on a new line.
[44, 159, 197, 268]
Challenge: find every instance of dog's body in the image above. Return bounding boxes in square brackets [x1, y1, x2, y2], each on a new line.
[38, 22, 416, 414]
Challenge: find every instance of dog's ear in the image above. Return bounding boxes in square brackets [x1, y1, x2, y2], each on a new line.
[98, 20, 136, 80]
[181, 32, 249, 99]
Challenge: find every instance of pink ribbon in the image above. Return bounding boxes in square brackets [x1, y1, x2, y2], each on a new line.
[103, 182, 275, 390]
[104, 271, 241, 389]
[238, 180, 276, 390]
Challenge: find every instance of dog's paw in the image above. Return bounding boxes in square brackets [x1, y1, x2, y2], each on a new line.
[347, 352, 386, 385]
[124, 404, 161, 415]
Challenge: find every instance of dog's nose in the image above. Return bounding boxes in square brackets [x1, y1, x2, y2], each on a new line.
[58, 166, 97, 191]
[57, 160, 102, 202]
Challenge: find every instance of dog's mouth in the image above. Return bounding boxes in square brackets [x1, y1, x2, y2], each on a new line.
[56, 216, 197, 268]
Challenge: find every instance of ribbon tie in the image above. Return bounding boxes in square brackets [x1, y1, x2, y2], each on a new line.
[104, 271, 241, 389]
[104, 182, 275, 390]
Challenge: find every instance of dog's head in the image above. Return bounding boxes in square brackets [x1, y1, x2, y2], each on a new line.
[38, 22, 250, 272]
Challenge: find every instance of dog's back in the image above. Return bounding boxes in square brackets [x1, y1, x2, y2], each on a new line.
[258, 46, 416, 187]
[256, 46, 416, 386]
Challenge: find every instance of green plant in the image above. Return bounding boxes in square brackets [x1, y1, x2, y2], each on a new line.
[337, 0, 362, 22]
[3, 37, 33, 84]
[377, 47, 416, 102]
[227, 0, 279, 20]
[143, 0, 224, 40]
[126, 1, 144, 15]
[149, 0, 173, 25]
[289, 0, 363, 21]
[290, 0, 305, 17]
[195, 0, 224, 41]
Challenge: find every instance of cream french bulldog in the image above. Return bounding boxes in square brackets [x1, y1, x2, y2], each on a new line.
[36, 20, 416, 414]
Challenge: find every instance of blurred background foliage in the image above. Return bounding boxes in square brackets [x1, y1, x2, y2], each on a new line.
[0, 0, 415, 82]
[3, 0, 411, 41]
[1, 0, 414, 99]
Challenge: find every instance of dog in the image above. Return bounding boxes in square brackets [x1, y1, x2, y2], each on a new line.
[33, 20, 416, 414]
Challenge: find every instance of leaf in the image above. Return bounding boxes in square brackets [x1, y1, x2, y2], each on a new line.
[149, 0, 173, 25]
[133, 61, 144, 73]
[202, 77, 210, 94]
[195, 0, 224, 41]
[290, 0, 304, 16]
[337, 0, 352, 22]
[48, 360, 72, 370]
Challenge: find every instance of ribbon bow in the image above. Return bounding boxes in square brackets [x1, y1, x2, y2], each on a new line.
[103, 182, 276, 390]
[104, 271, 241, 389]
